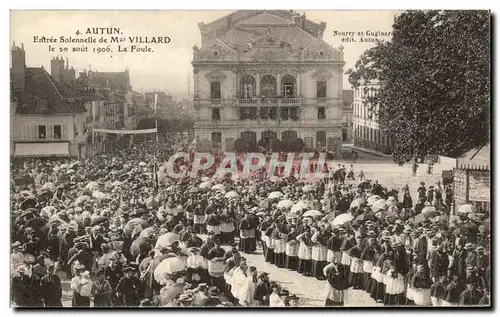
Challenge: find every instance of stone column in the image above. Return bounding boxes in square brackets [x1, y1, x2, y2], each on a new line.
[233, 70, 238, 99]
[296, 70, 301, 97]
[276, 72, 281, 97]
[193, 69, 199, 98]
[256, 73, 261, 97]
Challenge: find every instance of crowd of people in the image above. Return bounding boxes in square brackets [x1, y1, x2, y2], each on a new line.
[10, 140, 491, 308]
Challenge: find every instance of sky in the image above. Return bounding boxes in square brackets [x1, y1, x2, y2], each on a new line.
[11, 10, 399, 99]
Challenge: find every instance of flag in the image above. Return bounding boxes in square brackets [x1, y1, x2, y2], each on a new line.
[153, 92, 158, 114]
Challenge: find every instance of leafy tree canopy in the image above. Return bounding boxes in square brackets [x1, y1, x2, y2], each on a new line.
[347, 10, 490, 164]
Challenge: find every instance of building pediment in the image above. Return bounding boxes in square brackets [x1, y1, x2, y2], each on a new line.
[311, 68, 333, 81]
[303, 39, 342, 61]
[205, 70, 227, 81]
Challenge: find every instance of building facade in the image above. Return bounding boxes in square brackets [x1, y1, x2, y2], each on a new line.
[352, 81, 392, 154]
[10, 43, 88, 158]
[192, 10, 345, 155]
[342, 89, 353, 143]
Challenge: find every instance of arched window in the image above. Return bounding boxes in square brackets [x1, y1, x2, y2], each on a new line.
[281, 75, 297, 98]
[241, 131, 257, 144]
[261, 75, 277, 98]
[240, 75, 256, 99]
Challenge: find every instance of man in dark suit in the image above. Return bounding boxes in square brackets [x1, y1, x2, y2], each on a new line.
[459, 277, 482, 306]
[253, 272, 271, 306]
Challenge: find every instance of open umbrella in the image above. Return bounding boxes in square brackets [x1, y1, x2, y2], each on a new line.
[367, 195, 381, 206]
[42, 182, 56, 192]
[154, 257, 186, 283]
[291, 201, 309, 214]
[199, 181, 211, 189]
[468, 213, 485, 221]
[277, 199, 294, 209]
[350, 198, 365, 209]
[331, 213, 354, 226]
[422, 206, 437, 214]
[66, 169, 75, 174]
[268, 191, 284, 199]
[130, 237, 152, 258]
[302, 185, 315, 193]
[86, 182, 99, 191]
[211, 184, 225, 191]
[423, 210, 439, 218]
[140, 226, 159, 239]
[112, 180, 122, 187]
[458, 204, 474, 214]
[303, 209, 322, 218]
[20, 198, 37, 210]
[155, 232, 180, 249]
[414, 213, 434, 225]
[52, 166, 60, 172]
[372, 199, 387, 211]
[59, 164, 69, 169]
[92, 191, 109, 200]
[224, 191, 239, 199]
[75, 195, 91, 205]
[139, 162, 147, 167]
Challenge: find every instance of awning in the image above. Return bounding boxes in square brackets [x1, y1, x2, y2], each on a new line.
[14, 142, 70, 157]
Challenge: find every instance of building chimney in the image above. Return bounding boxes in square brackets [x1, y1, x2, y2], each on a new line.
[11, 42, 26, 90]
[50, 55, 64, 83]
[300, 13, 306, 29]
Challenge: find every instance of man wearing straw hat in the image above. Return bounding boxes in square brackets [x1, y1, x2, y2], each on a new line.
[40, 261, 63, 307]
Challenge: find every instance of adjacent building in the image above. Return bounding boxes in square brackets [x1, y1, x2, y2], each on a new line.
[342, 89, 353, 143]
[192, 10, 346, 155]
[10, 43, 89, 158]
[10, 43, 138, 158]
[352, 80, 392, 154]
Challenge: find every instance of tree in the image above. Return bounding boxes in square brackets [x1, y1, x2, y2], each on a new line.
[347, 10, 490, 164]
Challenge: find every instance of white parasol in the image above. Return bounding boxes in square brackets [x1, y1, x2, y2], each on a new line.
[268, 191, 284, 199]
[372, 199, 387, 211]
[291, 201, 309, 214]
[458, 204, 474, 214]
[155, 232, 180, 249]
[331, 213, 354, 227]
[211, 184, 225, 191]
[199, 181, 211, 189]
[85, 182, 99, 191]
[277, 199, 294, 209]
[224, 191, 239, 199]
[75, 195, 91, 205]
[139, 162, 147, 167]
[350, 198, 365, 209]
[112, 180, 122, 187]
[154, 257, 187, 283]
[42, 182, 56, 192]
[367, 195, 381, 206]
[92, 191, 109, 200]
[303, 209, 322, 218]
[302, 185, 315, 193]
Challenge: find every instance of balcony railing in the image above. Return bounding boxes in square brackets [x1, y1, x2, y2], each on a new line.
[236, 96, 302, 106]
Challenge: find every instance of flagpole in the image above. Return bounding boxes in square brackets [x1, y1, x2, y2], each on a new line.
[154, 92, 159, 188]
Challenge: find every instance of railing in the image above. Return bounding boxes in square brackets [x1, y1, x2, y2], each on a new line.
[236, 96, 302, 106]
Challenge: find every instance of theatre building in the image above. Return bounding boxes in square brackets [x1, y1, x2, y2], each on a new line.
[192, 10, 346, 155]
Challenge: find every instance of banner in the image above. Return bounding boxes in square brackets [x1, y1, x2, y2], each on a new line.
[94, 128, 157, 135]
